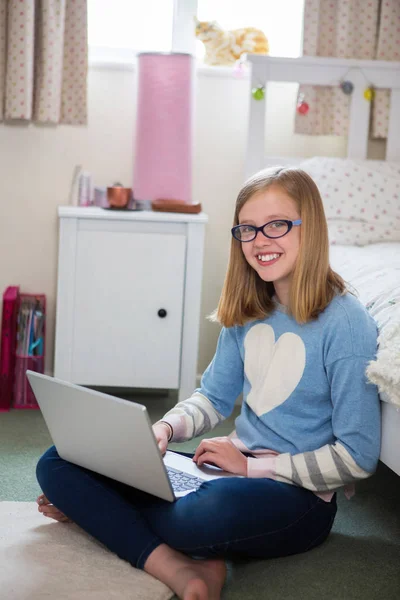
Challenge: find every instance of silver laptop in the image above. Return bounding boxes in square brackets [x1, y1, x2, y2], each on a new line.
[27, 371, 236, 502]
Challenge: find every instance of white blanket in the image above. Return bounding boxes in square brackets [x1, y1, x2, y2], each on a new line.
[366, 319, 400, 407]
[329, 243, 400, 407]
[0, 502, 173, 600]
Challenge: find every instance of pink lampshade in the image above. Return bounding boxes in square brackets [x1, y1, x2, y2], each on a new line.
[133, 53, 193, 203]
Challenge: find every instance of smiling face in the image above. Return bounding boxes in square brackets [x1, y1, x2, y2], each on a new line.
[238, 185, 301, 305]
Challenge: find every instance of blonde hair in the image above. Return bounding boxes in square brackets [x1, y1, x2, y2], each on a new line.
[212, 166, 349, 327]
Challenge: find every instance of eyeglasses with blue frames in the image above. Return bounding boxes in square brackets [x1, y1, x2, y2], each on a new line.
[231, 219, 302, 242]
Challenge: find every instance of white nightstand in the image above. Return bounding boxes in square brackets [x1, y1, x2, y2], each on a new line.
[54, 207, 208, 402]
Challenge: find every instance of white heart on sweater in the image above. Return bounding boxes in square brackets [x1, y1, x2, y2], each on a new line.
[244, 323, 306, 416]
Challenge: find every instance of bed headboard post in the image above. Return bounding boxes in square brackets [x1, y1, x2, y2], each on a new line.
[347, 69, 370, 160]
[245, 61, 269, 180]
[387, 89, 400, 161]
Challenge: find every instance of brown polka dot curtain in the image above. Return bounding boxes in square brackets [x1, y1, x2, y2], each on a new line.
[295, 0, 400, 139]
[0, 0, 87, 125]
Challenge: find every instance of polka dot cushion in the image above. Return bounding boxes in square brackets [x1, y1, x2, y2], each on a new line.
[299, 157, 400, 245]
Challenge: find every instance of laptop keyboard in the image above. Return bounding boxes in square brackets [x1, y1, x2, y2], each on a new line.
[166, 466, 204, 493]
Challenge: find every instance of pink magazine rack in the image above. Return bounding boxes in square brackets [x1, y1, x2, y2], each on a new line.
[0, 286, 19, 411]
[13, 293, 46, 410]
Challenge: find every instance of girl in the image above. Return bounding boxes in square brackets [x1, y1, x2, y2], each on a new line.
[36, 167, 381, 600]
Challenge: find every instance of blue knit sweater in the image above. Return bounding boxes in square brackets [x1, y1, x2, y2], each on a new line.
[161, 293, 381, 493]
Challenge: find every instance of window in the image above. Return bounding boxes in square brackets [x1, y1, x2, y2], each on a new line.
[88, 0, 304, 66]
[88, 0, 174, 53]
[196, 0, 305, 60]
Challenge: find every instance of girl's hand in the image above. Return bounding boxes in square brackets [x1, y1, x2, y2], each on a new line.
[36, 494, 72, 523]
[152, 422, 171, 456]
[193, 437, 248, 476]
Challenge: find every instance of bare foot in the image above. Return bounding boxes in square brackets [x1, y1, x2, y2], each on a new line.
[177, 558, 226, 600]
[144, 545, 226, 600]
[184, 577, 208, 600]
[36, 493, 72, 523]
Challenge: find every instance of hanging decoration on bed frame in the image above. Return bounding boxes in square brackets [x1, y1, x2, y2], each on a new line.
[363, 86, 376, 101]
[296, 93, 310, 115]
[340, 80, 354, 95]
[251, 85, 265, 101]
[296, 80, 374, 116]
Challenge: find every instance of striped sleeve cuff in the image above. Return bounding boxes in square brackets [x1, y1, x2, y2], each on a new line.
[247, 445, 368, 490]
[288, 443, 373, 491]
[159, 414, 187, 442]
[247, 456, 277, 479]
[265, 443, 373, 492]
[159, 392, 225, 442]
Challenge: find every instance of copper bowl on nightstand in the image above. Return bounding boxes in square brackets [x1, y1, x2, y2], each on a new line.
[107, 186, 132, 208]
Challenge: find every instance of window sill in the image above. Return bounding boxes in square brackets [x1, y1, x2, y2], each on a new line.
[88, 47, 249, 79]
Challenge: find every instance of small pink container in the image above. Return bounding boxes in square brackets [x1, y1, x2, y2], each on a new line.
[133, 53, 193, 203]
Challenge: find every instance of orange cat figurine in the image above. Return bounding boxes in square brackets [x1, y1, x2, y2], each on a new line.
[195, 18, 269, 66]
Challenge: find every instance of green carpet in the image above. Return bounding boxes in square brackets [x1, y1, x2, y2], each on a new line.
[1, 395, 400, 599]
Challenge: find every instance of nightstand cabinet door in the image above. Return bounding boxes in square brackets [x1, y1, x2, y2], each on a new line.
[70, 230, 186, 388]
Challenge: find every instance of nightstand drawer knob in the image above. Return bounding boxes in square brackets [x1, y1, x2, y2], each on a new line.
[158, 308, 167, 318]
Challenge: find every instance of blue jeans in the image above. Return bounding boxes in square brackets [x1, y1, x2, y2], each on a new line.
[36, 446, 337, 570]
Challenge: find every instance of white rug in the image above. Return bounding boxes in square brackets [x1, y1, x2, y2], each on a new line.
[0, 502, 174, 600]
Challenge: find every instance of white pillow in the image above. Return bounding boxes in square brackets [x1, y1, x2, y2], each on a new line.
[328, 220, 397, 246]
[299, 157, 400, 245]
[353, 160, 400, 180]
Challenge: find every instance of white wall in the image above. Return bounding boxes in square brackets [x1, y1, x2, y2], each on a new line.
[0, 65, 385, 378]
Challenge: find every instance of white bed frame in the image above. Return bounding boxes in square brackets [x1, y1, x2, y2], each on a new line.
[244, 54, 400, 477]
